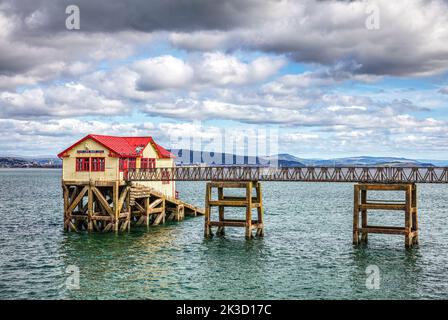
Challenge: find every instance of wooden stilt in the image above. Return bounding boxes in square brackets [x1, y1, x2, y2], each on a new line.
[361, 189, 368, 243]
[245, 181, 253, 239]
[405, 184, 413, 248]
[353, 183, 419, 248]
[144, 197, 150, 226]
[113, 181, 119, 232]
[353, 184, 360, 245]
[87, 185, 94, 232]
[204, 183, 212, 238]
[204, 181, 263, 239]
[216, 187, 225, 236]
[255, 182, 264, 237]
[412, 184, 419, 245]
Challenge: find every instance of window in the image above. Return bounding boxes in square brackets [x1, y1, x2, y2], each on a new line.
[76, 157, 90, 172]
[141, 158, 155, 169]
[119, 158, 136, 172]
[91, 157, 105, 172]
[119, 158, 127, 172]
[129, 158, 137, 169]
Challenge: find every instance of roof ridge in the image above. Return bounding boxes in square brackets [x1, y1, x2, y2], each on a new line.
[58, 134, 174, 159]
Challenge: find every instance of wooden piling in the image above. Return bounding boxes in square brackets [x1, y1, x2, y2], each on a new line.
[353, 183, 419, 248]
[204, 181, 264, 239]
[63, 181, 203, 233]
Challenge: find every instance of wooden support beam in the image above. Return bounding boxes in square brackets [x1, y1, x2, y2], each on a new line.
[67, 186, 88, 215]
[353, 183, 419, 248]
[204, 183, 212, 238]
[353, 184, 360, 245]
[134, 201, 146, 214]
[256, 182, 264, 237]
[405, 184, 412, 247]
[117, 186, 130, 213]
[412, 184, 419, 245]
[217, 187, 225, 236]
[87, 186, 94, 232]
[113, 181, 119, 232]
[152, 210, 166, 226]
[360, 203, 406, 210]
[245, 181, 253, 239]
[91, 186, 114, 217]
[361, 189, 368, 243]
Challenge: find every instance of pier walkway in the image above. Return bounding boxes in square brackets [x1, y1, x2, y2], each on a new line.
[126, 166, 448, 184]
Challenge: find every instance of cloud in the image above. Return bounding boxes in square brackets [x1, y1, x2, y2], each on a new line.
[134, 55, 194, 91]
[169, 0, 448, 77]
[1, 115, 448, 159]
[139, 94, 437, 130]
[2, 0, 271, 34]
[2, 0, 448, 81]
[191, 53, 285, 86]
[85, 53, 286, 93]
[0, 9, 152, 89]
[439, 87, 448, 95]
[2, 0, 448, 90]
[0, 83, 128, 118]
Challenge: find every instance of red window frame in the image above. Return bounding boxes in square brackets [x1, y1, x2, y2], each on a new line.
[119, 158, 127, 172]
[119, 158, 137, 172]
[91, 157, 105, 172]
[141, 158, 155, 169]
[129, 158, 136, 169]
[76, 157, 90, 172]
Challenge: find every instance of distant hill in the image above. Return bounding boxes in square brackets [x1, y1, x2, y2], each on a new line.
[299, 156, 434, 167]
[0, 152, 440, 168]
[170, 150, 437, 167]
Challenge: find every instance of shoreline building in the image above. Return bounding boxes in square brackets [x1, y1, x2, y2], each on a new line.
[57, 134, 202, 232]
[58, 134, 176, 198]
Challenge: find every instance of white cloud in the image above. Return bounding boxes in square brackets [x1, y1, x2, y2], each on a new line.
[170, 0, 448, 77]
[133, 55, 194, 91]
[0, 83, 128, 118]
[81, 53, 286, 94]
[192, 52, 285, 86]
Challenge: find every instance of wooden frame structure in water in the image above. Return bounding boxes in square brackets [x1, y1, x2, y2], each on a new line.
[204, 181, 264, 239]
[62, 180, 203, 232]
[353, 183, 419, 248]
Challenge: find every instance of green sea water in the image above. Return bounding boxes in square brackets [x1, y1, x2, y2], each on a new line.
[1, 169, 448, 299]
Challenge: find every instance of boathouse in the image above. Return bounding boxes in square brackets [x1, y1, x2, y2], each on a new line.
[57, 134, 175, 197]
[58, 134, 202, 232]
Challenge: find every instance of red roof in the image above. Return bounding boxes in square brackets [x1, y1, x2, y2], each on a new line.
[57, 134, 175, 159]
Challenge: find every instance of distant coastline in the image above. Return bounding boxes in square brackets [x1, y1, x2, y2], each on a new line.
[2, 152, 447, 169]
[0, 157, 62, 169]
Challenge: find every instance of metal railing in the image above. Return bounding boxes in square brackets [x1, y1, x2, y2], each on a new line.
[125, 166, 448, 183]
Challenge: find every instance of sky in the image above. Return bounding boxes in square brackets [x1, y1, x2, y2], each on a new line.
[0, 0, 448, 159]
